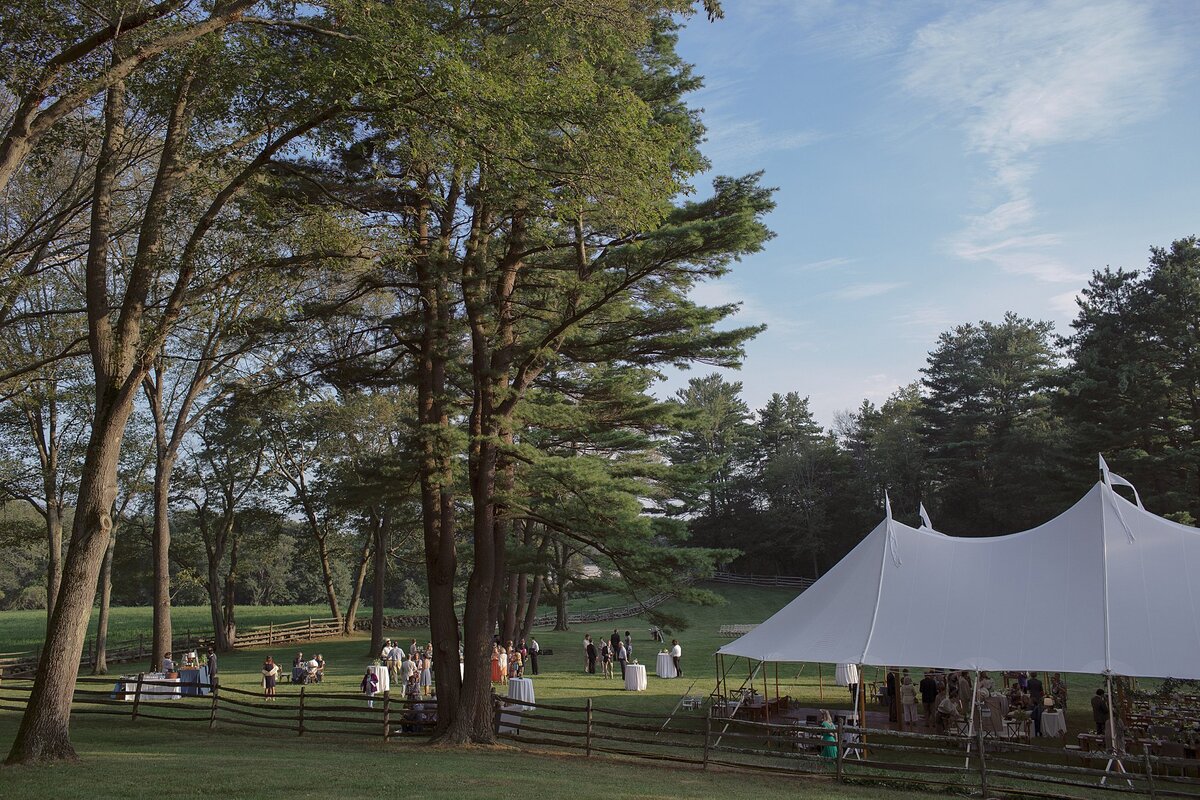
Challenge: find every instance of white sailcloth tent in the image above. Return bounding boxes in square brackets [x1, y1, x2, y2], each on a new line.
[719, 479, 1200, 679]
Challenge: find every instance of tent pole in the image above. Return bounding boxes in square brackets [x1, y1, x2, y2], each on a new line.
[964, 669, 980, 770]
[763, 661, 770, 724]
[857, 663, 867, 756]
[1101, 672, 1131, 787]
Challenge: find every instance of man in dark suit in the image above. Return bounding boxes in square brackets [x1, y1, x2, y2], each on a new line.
[585, 636, 597, 674]
[886, 669, 898, 722]
[919, 671, 938, 727]
[1027, 672, 1045, 736]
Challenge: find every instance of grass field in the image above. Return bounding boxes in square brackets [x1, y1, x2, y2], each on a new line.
[0, 583, 1153, 798]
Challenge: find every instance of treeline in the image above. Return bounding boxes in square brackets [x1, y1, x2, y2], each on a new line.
[674, 236, 1200, 576]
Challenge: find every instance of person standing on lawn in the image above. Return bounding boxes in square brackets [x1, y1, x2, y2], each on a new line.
[670, 639, 682, 677]
[1028, 672, 1045, 736]
[919, 671, 938, 727]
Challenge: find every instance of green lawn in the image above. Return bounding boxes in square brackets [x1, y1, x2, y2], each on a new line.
[0, 582, 1165, 799]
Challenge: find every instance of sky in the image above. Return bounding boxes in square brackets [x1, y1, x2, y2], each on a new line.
[661, 0, 1200, 425]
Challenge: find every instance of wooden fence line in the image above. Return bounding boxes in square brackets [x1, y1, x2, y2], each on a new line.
[492, 696, 1200, 800]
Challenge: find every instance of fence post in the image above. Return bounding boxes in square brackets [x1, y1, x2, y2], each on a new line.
[298, 685, 306, 736]
[131, 673, 144, 721]
[585, 698, 593, 757]
[975, 718, 989, 799]
[836, 718, 845, 782]
[1143, 752, 1157, 799]
[382, 690, 391, 741]
[208, 681, 219, 730]
[492, 693, 502, 737]
[268, 622, 273, 646]
[702, 706, 712, 771]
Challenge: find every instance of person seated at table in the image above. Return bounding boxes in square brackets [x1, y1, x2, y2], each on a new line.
[161, 651, 175, 674]
[1008, 684, 1029, 710]
[292, 652, 307, 683]
[936, 692, 962, 734]
[314, 654, 326, 683]
[306, 657, 319, 683]
[977, 671, 994, 695]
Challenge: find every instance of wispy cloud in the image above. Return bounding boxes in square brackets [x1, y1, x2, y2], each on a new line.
[1049, 289, 1084, 317]
[901, 0, 1185, 281]
[832, 281, 906, 300]
[701, 116, 825, 166]
[688, 278, 809, 335]
[796, 256, 855, 272]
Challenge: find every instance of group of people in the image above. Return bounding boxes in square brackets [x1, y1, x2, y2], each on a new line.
[491, 638, 538, 683]
[290, 651, 327, 684]
[381, 639, 435, 696]
[583, 630, 635, 678]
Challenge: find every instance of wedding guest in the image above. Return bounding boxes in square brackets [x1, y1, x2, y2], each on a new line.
[900, 675, 919, 725]
[919, 671, 938, 727]
[361, 667, 380, 708]
[585, 635, 598, 675]
[261, 657, 280, 701]
[528, 637, 540, 675]
[670, 639, 682, 677]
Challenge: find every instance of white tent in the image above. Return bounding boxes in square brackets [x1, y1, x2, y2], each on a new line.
[719, 480, 1200, 679]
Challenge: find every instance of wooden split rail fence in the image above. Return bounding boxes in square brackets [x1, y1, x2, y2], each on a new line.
[0, 675, 436, 740]
[0, 618, 343, 679]
[709, 571, 815, 590]
[494, 696, 1200, 799]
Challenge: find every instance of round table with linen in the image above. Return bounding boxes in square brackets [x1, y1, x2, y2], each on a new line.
[655, 652, 677, 678]
[624, 663, 648, 691]
[367, 664, 390, 694]
[1041, 709, 1067, 737]
[507, 677, 535, 707]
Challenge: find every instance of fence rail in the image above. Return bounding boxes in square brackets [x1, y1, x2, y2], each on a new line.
[494, 696, 1200, 799]
[709, 572, 815, 590]
[0, 617, 345, 678]
[529, 592, 674, 628]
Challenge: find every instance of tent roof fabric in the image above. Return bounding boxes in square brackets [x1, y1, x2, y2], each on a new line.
[718, 482, 1200, 679]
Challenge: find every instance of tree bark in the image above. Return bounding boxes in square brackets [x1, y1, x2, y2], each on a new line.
[342, 530, 373, 634]
[150, 450, 176, 672]
[6, 409, 131, 763]
[4, 68, 129, 766]
[368, 509, 390, 656]
[519, 575, 543, 644]
[92, 528, 117, 675]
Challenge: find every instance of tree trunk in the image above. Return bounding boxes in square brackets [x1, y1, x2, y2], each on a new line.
[519, 575, 543, 643]
[341, 530, 373, 634]
[501, 572, 519, 646]
[150, 451, 175, 673]
[44, 501, 62, 623]
[92, 528, 117, 675]
[315, 531, 342, 625]
[369, 510, 389, 656]
[4, 68, 129, 766]
[5, 408, 131, 763]
[416, 186, 463, 737]
[554, 587, 569, 632]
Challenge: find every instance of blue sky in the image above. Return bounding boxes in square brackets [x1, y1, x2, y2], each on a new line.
[663, 0, 1200, 424]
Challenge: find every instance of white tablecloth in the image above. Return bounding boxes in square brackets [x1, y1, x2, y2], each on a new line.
[139, 673, 181, 701]
[507, 677, 535, 706]
[1041, 709, 1067, 737]
[624, 663, 647, 691]
[656, 652, 677, 678]
[835, 663, 859, 687]
[368, 665, 390, 694]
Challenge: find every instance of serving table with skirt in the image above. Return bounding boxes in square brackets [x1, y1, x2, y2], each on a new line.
[624, 663, 647, 691]
[655, 652, 677, 678]
[1041, 709, 1067, 737]
[367, 664, 390, 695]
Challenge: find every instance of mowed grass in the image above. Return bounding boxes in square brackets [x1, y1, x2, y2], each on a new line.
[0, 711, 948, 800]
[0, 582, 1156, 799]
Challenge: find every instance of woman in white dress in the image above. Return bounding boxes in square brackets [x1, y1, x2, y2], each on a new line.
[498, 647, 509, 684]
